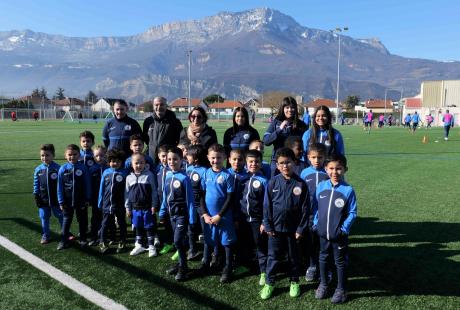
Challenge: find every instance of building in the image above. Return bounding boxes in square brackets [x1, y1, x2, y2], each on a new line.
[208, 100, 243, 115]
[54, 98, 86, 111]
[92, 98, 134, 112]
[421, 80, 460, 108]
[363, 99, 394, 113]
[169, 98, 202, 112]
[304, 98, 341, 115]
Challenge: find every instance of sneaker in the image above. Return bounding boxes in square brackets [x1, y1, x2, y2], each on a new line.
[116, 242, 125, 253]
[99, 242, 109, 254]
[187, 250, 201, 261]
[331, 288, 347, 304]
[259, 273, 266, 286]
[210, 253, 218, 268]
[40, 239, 50, 245]
[130, 242, 146, 256]
[131, 224, 135, 231]
[79, 240, 88, 248]
[160, 243, 173, 255]
[289, 282, 300, 298]
[445, 137, 448, 141]
[108, 240, 115, 246]
[260, 284, 274, 300]
[220, 266, 232, 284]
[88, 240, 98, 247]
[148, 245, 158, 258]
[171, 250, 179, 261]
[68, 233, 76, 241]
[175, 266, 188, 281]
[166, 263, 179, 275]
[305, 266, 317, 282]
[315, 285, 328, 299]
[154, 237, 161, 248]
[57, 242, 68, 250]
[198, 234, 205, 244]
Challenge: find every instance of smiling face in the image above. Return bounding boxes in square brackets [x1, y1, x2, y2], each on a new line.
[40, 150, 54, 165]
[80, 137, 94, 151]
[167, 152, 182, 172]
[283, 104, 296, 120]
[113, 102, 127, 119]
[315, 109, 328, 128]
[158, 151, 168, 166]
[207, 150, 225, 171]
[276, 156, 294, 178]
[235, 111, 246, 127]
[153, 98, 167, 119]
[189, 110, 204, 126]
[326, 160, 346, 185]
[65, 149, 79, 164]
[246, 156, 261, 174]
[93, 149, 106, 165]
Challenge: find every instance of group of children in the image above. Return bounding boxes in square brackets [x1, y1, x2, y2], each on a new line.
[33, 129, 357, 304]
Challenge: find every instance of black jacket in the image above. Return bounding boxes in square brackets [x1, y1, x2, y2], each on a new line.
[179, 124, 218, 150]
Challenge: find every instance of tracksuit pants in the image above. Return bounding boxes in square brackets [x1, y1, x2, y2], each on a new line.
[266, 232, 300, 285]
[39, 206, 63, 240]
[61, 206, 88, 243]
[170, 215, 188, 267]
[319, 236, 348, 290]
[100, 209, 127, 243]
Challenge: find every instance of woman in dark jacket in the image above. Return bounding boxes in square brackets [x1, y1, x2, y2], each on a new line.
[179, 106, 217, 150]
[263, 96, 308, 176]
[223, 107, 260, 157]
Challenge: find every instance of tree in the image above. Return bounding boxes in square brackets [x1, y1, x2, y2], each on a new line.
[143, 101, 153, 113]
[258, 91, 294, 113]
[203, 94, 225, 105]
[85, 90, 98, 103]
[343, 95, 360, 110]
[39, 87, 48, 100]
[31, 88, 40, 97]
[54, 87, 65, 100]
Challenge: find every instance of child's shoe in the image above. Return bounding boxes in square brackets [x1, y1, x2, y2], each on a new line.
[315, 284, 328, 299]
[171, 250, 179, 261]
[88, 239, 98, 247]
[130, 242, 146, 256]
[220, 266, 232, 284]
[187, 250, 201, 261]
[154, 237, 161, 248]
[79, 239, 88, 248]
[160, 243, 173, 255]
[259, 273, 266, 286]
[56, 242, 68, 250]
[305, 266, 317, 282]
[116, 242, 125, 253]
[260, 284, 274, 300]
[166, 263, 179, 275]
[99, 242, 109, 254]
[198, 234, 205, 244]
[148, 245, 158, 258]
[40, 238, 50, 245]
[289, 282, 300, 298]
[67, 233, 76, 241]
[331, 288, 347, 304]
[175, 266, 188, 281]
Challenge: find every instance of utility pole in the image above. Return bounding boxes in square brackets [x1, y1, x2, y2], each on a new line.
[187, 50, 192, 112]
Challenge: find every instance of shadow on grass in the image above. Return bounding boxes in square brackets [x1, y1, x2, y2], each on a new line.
[0, 217, 237, 310]
[348, 217, 460, 299]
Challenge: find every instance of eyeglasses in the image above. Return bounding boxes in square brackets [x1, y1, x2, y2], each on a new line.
[276, 161, 292, 166]
[190, 115, 203, 120]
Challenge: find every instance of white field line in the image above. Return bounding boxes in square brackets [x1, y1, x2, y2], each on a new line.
[0, 235, 128, 310]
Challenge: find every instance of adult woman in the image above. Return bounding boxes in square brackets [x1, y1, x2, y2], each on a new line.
[263, 97, 308, 175]
[302, 105, 345, 158]
[179, 106, 217, 149]
[223, 107, 260, 157]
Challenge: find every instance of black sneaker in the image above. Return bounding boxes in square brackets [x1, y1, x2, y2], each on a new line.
[88, 240, 98, 247]
[198, 261, 211, 275]
[331, 288, 347, 304]
[57, 242, 68, 251]
[79, 240, 88, 248]
[210, 253, 218, 269]
[305, 266, 317, 282]
[315, 285, 328, 299]
[116, 242, 125, 253]
[166, 263, 179, 275]
[220, 267, 232, 284]
[175, 266, 188, 281]
[187, 250, 201, 261]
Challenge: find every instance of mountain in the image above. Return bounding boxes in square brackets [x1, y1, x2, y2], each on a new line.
[1, 7, 459, 102]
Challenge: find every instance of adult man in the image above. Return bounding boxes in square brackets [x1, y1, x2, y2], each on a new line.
[143, 97, 183, 161]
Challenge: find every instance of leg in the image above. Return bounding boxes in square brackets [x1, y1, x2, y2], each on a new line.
[75, 207, 88, 241]
[318, 236, 331, 287]
[61, 207, 74, 244]
[333, 237, 349, 290]
[90, 204, 102, 241]
[172, 216, 188, 268]
[38, 207, 51, 241]
[265, 233, 284, 285]
[99, 213, 111, 244]
[51, 205, 63, 228]
[116, 209, 127, 242]
[250, 221, 267, 274]
[287, 233, 300, 283]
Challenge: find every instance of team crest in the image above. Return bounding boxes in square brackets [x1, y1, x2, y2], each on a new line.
[252, 180, 261, 189]
[243, 133, 250, 140]
[115, 175, 123, 182]
[50, 173, 58, 180]
[124, 125, 131, 131]
[192, 173, 200, 182]
[335, 198, 345, 208]
[217, 175, 224, 184]
[173, 180, 181, 188]
[324, 140, 331, 146]
[87, 160, 94, 166]
[293, 186, 302, 196]
[75, 169, 83, 176]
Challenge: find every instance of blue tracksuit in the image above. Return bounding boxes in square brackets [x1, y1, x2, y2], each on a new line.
[411, 114, 420, 124]
[156, 164, 169, 206]
[263, 173, 310, 285]
[33, 161, 63, 240]
[186, 164, 207, 253]
[292, 159, 308, 176]
[313, 179, 357, 290]
[79, 149, 95, 168]
[228, 167, 249, 210]
[223, 127, 260, 155]
[102, 116, 142, 157]
[88, 162, 107, 241]
[261, 161, 271, 181]
[302, 128, 345, 157]
[160, 170, 194, 267]
[124, 154, 156, 173]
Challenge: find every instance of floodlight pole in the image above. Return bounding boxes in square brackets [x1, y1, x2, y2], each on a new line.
[331, 27, 348, 124]
[187, 50, 192, 112]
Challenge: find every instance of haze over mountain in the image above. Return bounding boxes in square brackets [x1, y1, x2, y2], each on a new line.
[1, 7, 459, 102]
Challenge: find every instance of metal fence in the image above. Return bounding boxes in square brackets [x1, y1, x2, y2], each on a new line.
[0, 108, 57, 121]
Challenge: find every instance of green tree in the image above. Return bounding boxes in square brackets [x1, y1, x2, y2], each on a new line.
[54, 87, 65, 100]
[143, 101, 153, 113]
[343, 95, 360, 110]
[39, 87, 48, 99]
[203, 94, 225, 105]
[259, 91, 294, 113]
[31, 88, 40, 97]
[85, 90, 98, 103]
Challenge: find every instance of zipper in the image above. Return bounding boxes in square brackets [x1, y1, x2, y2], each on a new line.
[316, 171, 319, 186]
[326, 187, 334, 240]
[246, 175, 254, 222]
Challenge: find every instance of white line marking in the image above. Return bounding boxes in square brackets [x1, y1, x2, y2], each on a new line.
[0, 235, 128, 310]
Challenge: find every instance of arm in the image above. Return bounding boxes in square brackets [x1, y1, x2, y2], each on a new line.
[149, 174, 158, 211]
[174, 118, 184, 146]
[84, 166, 91, 203]
[251, 126, 260, 141]
[262, 181, 274, 233]
[142, 116, 152, 144]
[296, 183, 311, 236]
[57, 167, 65, 206]
[302, 130, 311, 157]
[262, 120, 280, 146]
[222, 128, 232, 157]
[159, 177, 168, 219]
[341, 190, 357, 234]
[98, 171, 105, 210]
[102, 120, 110, 148]
[185, 177, 195, 225]
[335, 130, 345, 155]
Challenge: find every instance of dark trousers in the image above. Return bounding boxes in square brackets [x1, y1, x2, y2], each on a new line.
[444, 125, 451, 138]
[188, 208, 203, 253]
[239, 220, 268, 273]
[319, 236, 348, 290]
[171, 216, 188, 267]
[90, 204, 102, 241]
[135, 226, 155, 247]
[266, 232, 300, 285]
[305, 227, 319, 268]
[61, 206, 87, 243]
[100, 209, 127, 243]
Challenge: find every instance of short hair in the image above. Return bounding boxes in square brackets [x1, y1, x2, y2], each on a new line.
[131, 153, 145, 161]
[40, 144, 55, 156]
[93, 145, 107, 153]
[246, 149, 262, 161]
[229, 149, 244, 158]
[106, 148, 125, 162]
[249, 139, 264, 148]
[308, 143, 327, 156]
[275, 147, 295, 161]
[158, 144, 170, 154]
[167, 146, 183, 159]
[284, 136, 303, 149]
[65, 144, 80, 153]
[79, 130, 95, 142]
[153, 96, 167, 105]
[326, 153, 348, 168]
[129, 134, 143, 144]
[208, 143, 226, 155]
[186, 144, 208, 166]
[113, 99, 128, 107]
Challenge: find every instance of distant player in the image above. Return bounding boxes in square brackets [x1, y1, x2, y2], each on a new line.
[442, 110, 454, 141]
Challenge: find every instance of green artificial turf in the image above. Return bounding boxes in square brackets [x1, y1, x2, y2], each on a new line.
[0, 120, 459, 309]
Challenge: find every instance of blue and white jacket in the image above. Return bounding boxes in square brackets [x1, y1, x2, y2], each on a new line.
[300, 166, 328, 226]
[88, 163, 108, 207]
[159, 171, 194, 223]
[223, 126, 260, 156]
[57, 162, 91, 208]
[33, 162, 60, 207]
[102, 116, 142, 156]
[125, 170, 157, 211]
[98, 167, 129, 213]
[124, 154, 156, 173]
[239, 172, 267, 223]
[186, 165, 207, 209]
[302, 128, 345, 157]
[79, 149, 95, 168]
[263, 119, 308, 162]
[313, 180, 357, 241]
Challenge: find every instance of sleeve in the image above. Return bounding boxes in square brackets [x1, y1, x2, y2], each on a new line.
[98, 171, 105, 209]
[133, 119, 142, 136]
[84, 166, 91, 202]
[159, 176, 168, 219]
[300, 168, 307, 180]
[150, 174, 159, 209]
[124, 158, 131, 170]
[33, 167, 39, 195]
[209, 129, 218, 147]
[179, 128, 189, 146]
[262, 120, 280, 146]
[185, 177, 195, 224]
[57, 167, 65, 205]
[341, 189, 357, 234]
[174, 118, 184, 146]
[263, 181, 274, 233]
[251, 126, 260, 141]
[125, 176, 131, 211]
[218, 191, 234, 217]
[102, 120, 110, 148]
[222, 128, 232, 157]
[302, 130, 311, 157]
[335, 130, 345, 155]
[312, 188, 319, 228]
[296, 183, 311, 235]
[142, 116, 152, 144]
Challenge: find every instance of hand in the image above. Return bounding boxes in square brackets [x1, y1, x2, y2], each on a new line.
[259, 224, 265, 234]
[279, 120, 289, 130]
[203, 214, 213, 225]
[159, 218, 165, 225]
[266, 231, 275, 237]
[211, 214, 221, 225]
[295, 232, 302, 239]
[152, 207, 156, 214]
[126, 210, 132, 218]
[60, 205, 65, 211]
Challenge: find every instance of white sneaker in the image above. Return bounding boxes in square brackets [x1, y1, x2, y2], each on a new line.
[154, 237, 160, 248]
[445, 137, 448, 141]
[148, 245, 158, 257]
[131, 224, 135, 231]
[130, 242, 146, 256]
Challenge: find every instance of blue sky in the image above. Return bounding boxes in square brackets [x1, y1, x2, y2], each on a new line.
[0, 0, 459, 61]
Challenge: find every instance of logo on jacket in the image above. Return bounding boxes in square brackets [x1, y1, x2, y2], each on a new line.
[252, 180, 261, 189]
[173, 180, 181, 189]
[324, 140, 331, 146]
[192, 173, 200, 182]
[243, 133, 250, 140]
[50, 173, 58, 180]
[124, 125, 131, 131]
[87, 160, 94, 166]
[217, 175, 224, 184]
[115, 175, 123, 182]
[335, 198, 345, 208]
[293, 186, 302, 196]
[75, 169, 83, 176]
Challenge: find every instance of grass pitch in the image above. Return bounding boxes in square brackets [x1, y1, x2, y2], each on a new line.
[0, 120, 459, 309]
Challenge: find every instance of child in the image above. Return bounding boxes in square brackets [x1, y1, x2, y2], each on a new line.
[159, 147, 194, 281]
[79, 131, 95, 168]
[124, 134, 155, 173]
[239, 149, 268, 286]
[33, 144, 63, 244]
[300, 143, 328, 281]
[98, 149, 129, 253]
[284, 136, 307, 175]
[411, 111, 420, 133]
[57, 144, 91, 250]
[88, 145, 108, 246]
[125, 153, 158, 257]
[177, 142, 189, 171]
[261, 147, 309, 300]
[185, 144, 208, 260]
[313, 154, 357, 304]
[228, 149, 249, 189]
[200, 144, 236, 283]
[248, 140, 271, 180]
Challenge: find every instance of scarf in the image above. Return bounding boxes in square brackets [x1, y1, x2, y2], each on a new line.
[187, 124, 205, 145]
